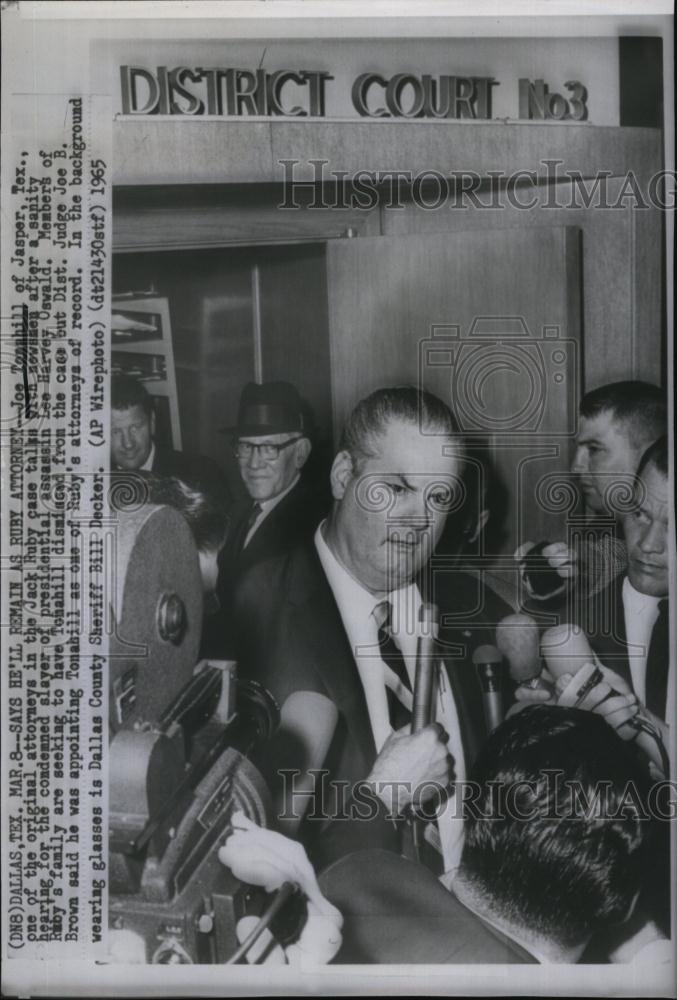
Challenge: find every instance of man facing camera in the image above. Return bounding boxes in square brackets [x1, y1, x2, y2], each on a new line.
[232, 386, 510, 874]
[216, 381, 328, 600]
[110, 374, 228, 502]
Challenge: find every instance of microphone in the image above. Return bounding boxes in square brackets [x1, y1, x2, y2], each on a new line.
[276, 691, 339, 835]
[472, 645, 504, 733]
[496, 613, 549, 690]
[412, 602, 439, 733]
[521, 540, 568, 598]
[540, 624, 643, 732]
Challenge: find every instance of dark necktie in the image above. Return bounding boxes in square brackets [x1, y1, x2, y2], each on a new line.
[374, 600, 411, 730]
[243, 501, 262, 547]
[645, 599, 669, 721]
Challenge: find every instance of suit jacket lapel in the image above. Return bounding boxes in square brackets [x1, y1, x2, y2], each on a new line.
[286, 546, 377, 771]
[437, 638, 486, 768]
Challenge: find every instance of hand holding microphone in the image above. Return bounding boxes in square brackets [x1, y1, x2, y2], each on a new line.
[540, 624, 669, 775]
[369, 603, 452, 816]
[554, 660, 640, 736]
[515, 540, 576, 601]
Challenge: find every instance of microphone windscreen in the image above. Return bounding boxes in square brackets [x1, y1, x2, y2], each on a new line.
[280, 690, 339, 765]
[472, 644, 503, 665]
[540, 624, 595, 681]
[495, 613, 541, 683]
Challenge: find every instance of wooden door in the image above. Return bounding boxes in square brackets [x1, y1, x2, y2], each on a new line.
[326, 226, 582, 561]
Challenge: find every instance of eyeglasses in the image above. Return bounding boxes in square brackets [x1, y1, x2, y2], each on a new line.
[234, 437, 302, 461]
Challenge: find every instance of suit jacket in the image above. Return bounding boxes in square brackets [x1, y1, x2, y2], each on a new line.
[318, 849, 537, 964]
[573, 574, 670, 935]
[232, 539, 511, 863]
[573, 573, 670, 718]
[220, 478, 328, 587]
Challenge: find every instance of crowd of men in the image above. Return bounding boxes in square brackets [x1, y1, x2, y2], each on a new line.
[109, 371, 670, 965]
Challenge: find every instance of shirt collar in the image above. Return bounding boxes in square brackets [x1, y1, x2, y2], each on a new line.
[623, 575, 661, 616]
[315, 521, 383, 626]
[314, 521, 421, 635]
[140, 442, 155, 472]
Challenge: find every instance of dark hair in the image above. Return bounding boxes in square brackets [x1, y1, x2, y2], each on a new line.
[460, 706, 652, 949]
[637, 434, 668, 479]
[144, 474, 228, 554]
[111, 373, 154, 418]
[339, 386, 461, 470]
[580, 381, 666, 448]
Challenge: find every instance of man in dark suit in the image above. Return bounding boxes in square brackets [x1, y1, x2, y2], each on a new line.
[515, 437, 669, 734]
[566, 435, 670, 729]
[517, 381, 666, 614]
[515, 436, 670, 942]
[217, 381, 327, 603]
[233, 386, 512, 874]
[110, 373, 228, 503]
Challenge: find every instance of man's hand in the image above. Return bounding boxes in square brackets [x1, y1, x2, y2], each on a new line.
[219, 811, 342, 922]
[555, 661, 639, 737]
[511, 665, 557, 711]
[540, 541, 577, 579]
[218, 812, 343, 965]
[554, 662, 669, 775]
[365, 723, 452, 816]
[515, 541, 577, 601]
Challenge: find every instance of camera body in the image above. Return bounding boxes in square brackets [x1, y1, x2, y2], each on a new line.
[107, 505, 279, 963]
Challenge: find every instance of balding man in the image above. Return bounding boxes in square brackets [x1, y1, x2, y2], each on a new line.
[233, 385, 511, 873]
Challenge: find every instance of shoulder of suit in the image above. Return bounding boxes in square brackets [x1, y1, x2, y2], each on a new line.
[236, 538, 322, 601]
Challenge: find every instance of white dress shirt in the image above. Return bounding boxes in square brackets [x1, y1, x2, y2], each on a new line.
[243, 473, 300, 548]
[140, 442, 155, 472]
[622, 577, 661, 705]
[314, 522, 466, 874]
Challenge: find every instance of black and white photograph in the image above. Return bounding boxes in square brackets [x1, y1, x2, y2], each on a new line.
[1, 2, 674, 995]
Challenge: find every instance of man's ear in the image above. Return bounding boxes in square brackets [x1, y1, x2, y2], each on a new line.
[466, 508, 490, 544]
[294, 437, 312, 469]
[330, 450, 354, 501]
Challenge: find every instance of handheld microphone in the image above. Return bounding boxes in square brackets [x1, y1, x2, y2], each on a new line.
[495, 613, 550, 690]
[540, 624, 643, 731]
[276, 691, 339, 834]
[472, 645, 504, 733]
[412, 602, 439, 733]
[540, 625, 669, 774]
[521, 540, 567, 598]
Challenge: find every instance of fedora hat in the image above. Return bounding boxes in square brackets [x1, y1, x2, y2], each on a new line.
[223, 381, 306, 437]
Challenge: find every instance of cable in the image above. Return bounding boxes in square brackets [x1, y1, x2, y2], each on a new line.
[224, 881, 297, 965]
[633, 717, 671, 777]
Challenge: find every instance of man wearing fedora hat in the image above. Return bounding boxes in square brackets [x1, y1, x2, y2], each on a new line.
[214, 381, 328, 622]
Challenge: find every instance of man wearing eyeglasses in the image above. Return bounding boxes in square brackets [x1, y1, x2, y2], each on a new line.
[213, 381, 327, 628]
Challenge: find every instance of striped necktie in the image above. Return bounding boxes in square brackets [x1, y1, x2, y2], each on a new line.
[373, 600, 411, 730]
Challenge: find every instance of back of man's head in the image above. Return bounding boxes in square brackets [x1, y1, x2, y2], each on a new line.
[637, 433, 668, 480]
[459, 706, 652, 952]
[111, 373, 154, 417]
[339, 385, 460, 470]
[580, 381, 666, 449]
